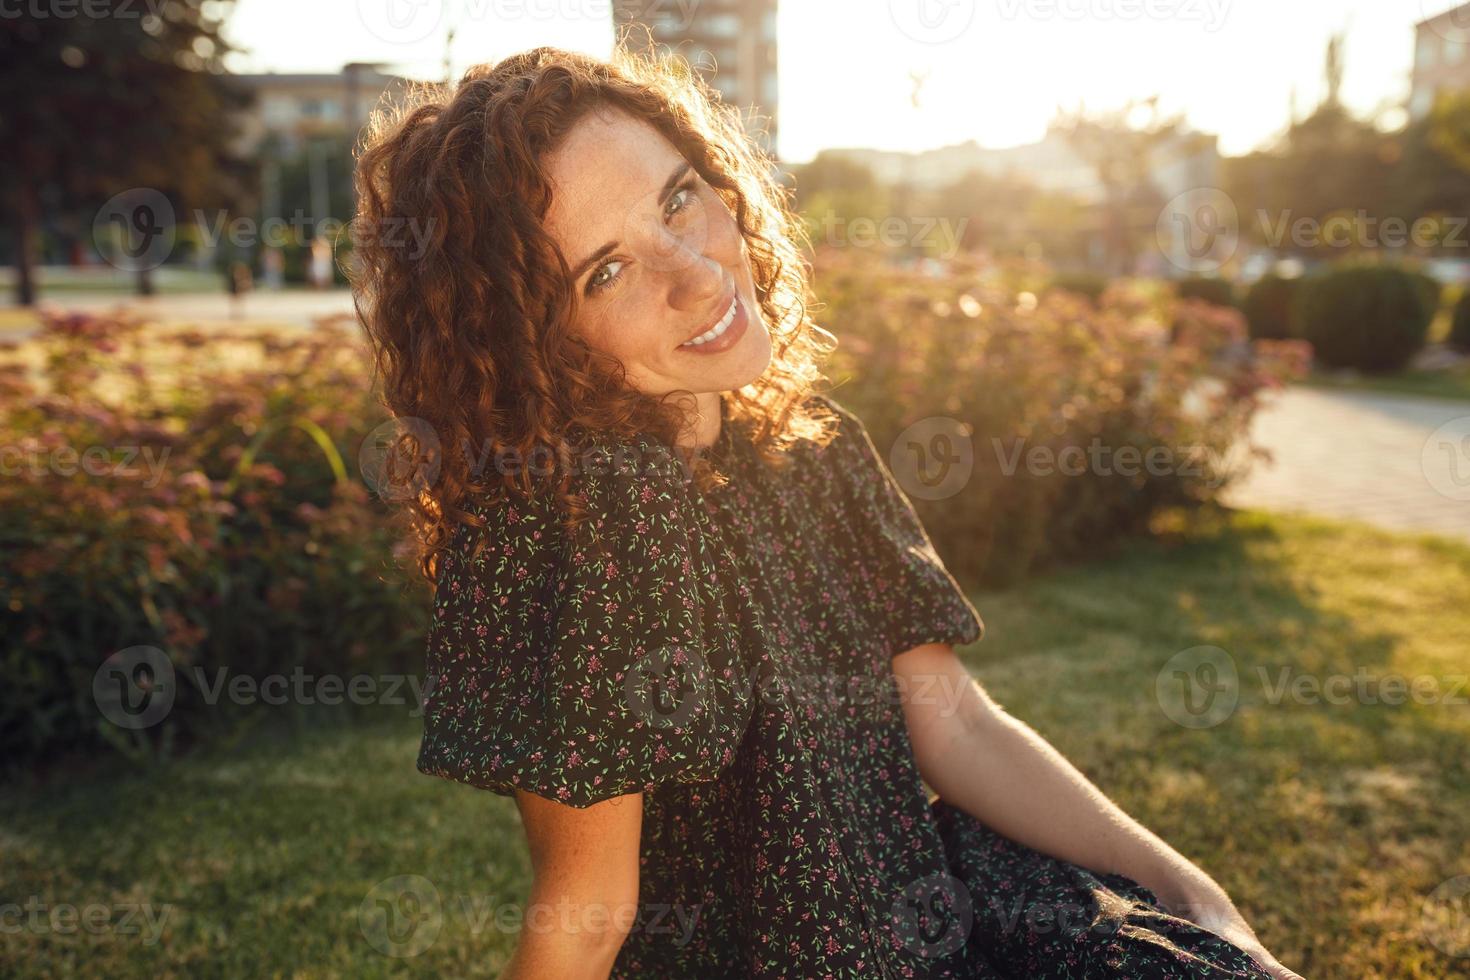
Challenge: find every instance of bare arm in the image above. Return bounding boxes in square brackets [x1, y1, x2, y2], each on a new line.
[893, 642, 1300, 980]
[500, 789, 643, 980]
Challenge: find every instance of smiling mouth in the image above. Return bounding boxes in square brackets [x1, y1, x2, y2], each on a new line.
[679, 294, 738, 349]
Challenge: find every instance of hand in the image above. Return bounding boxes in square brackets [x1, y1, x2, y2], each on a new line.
[1186, 903, 1304, 980]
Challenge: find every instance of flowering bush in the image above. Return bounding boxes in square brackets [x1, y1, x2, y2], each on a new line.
[814, 251, 1310, 586]
[0, 311, 429, 770]
[1, 259, 1309, 768]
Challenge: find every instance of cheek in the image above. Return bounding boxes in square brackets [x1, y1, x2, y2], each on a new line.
[709, 199, 745, 258]
[582, 290, 662, 363]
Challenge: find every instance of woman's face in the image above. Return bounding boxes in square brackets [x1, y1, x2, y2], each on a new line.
[543, 106, 772, 407]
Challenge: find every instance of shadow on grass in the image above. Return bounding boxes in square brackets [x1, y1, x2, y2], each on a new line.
[962, 505, 1470, 979]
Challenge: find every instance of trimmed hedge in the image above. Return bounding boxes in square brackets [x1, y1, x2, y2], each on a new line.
[1452, 288, 1470, 353]
[1241, 273, 1301, 341]
[1045, 270, 1110, 306]
[1175, 276, 1236, 309]
[1291, 265, 1434, 373]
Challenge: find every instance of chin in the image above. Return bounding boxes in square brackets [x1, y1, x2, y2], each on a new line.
[725, 320, 774, 390]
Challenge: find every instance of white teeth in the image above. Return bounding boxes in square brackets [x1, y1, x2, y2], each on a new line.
[680, 297, 738, 348]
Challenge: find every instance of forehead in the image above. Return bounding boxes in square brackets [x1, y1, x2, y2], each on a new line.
[543, 107, 684, 254]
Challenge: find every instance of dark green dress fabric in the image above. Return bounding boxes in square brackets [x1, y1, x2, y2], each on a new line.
[417, 393, 1272, 979]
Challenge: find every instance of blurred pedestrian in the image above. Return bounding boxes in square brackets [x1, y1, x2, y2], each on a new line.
[225, 259, 253, 318]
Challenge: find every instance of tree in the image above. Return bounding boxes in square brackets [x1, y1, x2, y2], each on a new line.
[0, 0, 251, 304]
[1222, 31, 1395, 258]
[1052, 97, 1184, 276]
[788, 153, 891, 252]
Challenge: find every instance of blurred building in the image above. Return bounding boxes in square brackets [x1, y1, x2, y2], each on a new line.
[1412, 4, 1470, 120]
[826, 124, 1219, 207]
[233, 62, 410, 155]
[611, 0, 779, 160]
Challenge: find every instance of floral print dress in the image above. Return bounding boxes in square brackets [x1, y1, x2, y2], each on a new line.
[417, 393, 1273, 979]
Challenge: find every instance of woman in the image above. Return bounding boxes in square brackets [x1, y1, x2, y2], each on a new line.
[352, 46, 1299, 980]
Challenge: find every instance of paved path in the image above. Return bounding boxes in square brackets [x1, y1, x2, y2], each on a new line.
[1, 289, 356, 338]
[1222, 387, 1470, 543]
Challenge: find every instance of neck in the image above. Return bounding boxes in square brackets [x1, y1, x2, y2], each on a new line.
[673, 391, 722, 452]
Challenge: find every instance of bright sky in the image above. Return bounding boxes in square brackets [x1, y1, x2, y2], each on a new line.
[221, 0, 1444, 161]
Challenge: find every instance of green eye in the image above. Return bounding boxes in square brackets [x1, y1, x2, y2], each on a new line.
[667, 178, 700, 219]
[588, 259, 623, 295]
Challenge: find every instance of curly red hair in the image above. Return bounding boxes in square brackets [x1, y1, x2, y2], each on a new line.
[351, 44, 838, 584]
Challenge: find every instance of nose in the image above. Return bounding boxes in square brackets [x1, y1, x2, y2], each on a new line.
[662, 240, 727, 314]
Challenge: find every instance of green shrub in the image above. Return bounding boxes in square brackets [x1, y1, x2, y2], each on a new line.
[1241, 273, 1301, 340]
[1451, 288, 1470, 353]
[1291, 265, 1434, 373]
[1045, 270, 1110, 306]
[1174, 276, 1236, 308]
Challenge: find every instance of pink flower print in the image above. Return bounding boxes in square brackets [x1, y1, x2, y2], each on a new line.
[474, 624, 488, 637]
[567, 751, 582, 767]
[557, 786, 571, 801]
[472, 584, 485, 602]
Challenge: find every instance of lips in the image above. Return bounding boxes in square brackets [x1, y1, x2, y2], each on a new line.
[679, 292, 738, 348]
[676, 292, 748, 355]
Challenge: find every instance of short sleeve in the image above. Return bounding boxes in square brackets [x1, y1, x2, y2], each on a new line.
[416, 441, 757, 808]
[817, 396, 985, 656]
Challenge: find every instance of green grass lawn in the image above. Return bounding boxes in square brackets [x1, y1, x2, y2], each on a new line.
[3, 509, 1467, 978]
[1299, 365, 1470, 402]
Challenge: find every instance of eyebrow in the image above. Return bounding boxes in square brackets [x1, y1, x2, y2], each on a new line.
[569, 162, 693, 285]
